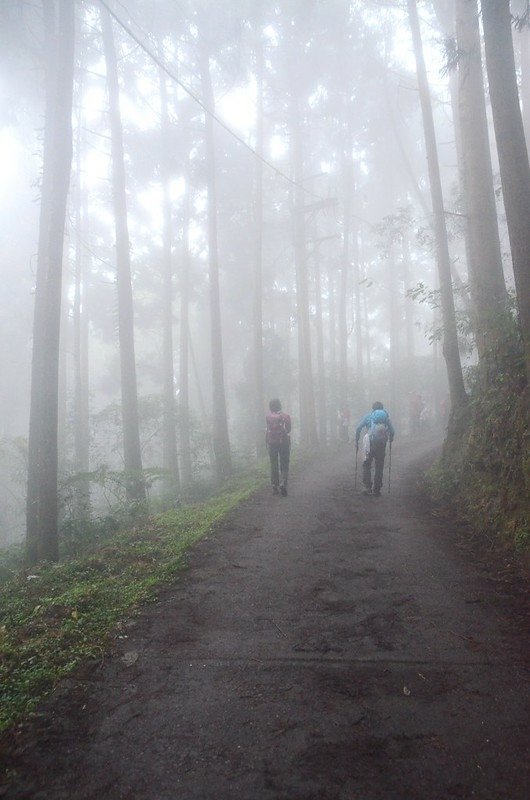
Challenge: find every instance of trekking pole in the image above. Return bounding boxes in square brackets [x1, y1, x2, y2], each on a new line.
[354, 442, 359, 490]
[387, 442, 392, 494]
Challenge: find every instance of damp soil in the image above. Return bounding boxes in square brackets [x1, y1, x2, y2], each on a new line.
[1, 437, 529, 799]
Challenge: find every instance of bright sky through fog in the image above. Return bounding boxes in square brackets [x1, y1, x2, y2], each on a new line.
[0, 129, 21, 205]
[216, 81, 257, 141]
[136, 178, 187, 235]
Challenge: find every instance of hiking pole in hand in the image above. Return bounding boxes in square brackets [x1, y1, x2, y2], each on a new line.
[387, 441, 392, 494]
[355, 441, 359, 490]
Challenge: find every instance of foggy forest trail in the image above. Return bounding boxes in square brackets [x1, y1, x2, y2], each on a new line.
[4, 438, 529, 800]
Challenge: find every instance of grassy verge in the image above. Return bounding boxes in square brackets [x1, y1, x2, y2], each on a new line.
[426, 365, 529, 554]
[0, 470, 264, 734]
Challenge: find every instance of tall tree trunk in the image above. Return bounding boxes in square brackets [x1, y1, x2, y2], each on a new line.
[482, 0, 530, 381]
[101, 9, 146, 504]
[159, 71, 180, 499]
[519, 21, 530, 155]
[253, 18, 266, 458]
[179, 186, 193, 486]
[352, 224, 364, 393]
[26, 0, 75, 564]
[432, 0, 478, 323]
[291, 105, 318, 448]
[362, 277, 372, 388]
[402, 232, 415, 373]
[407, 0, 467, 411]
[189, 322, 216, 466]
[313, 242, 327, 443]
[388, 245, 400, 413]
[338, 151, 350, 411]
[73, 122, 90, 517]
[327, 267, 338, 434]
[385, 54, 473, 314]
[199, 42, 232, 480]
[384, 78, 430, 217]
[455, 0, 510, 364]
[57, 266, 69, 474]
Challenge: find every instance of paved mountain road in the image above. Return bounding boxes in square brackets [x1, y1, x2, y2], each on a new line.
[3, 439, 529, 799]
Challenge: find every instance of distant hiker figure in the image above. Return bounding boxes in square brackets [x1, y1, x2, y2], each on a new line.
[266, 399, 291, 496]
[355, 401, 395, 496]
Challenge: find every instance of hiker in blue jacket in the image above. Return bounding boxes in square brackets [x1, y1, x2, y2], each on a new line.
[355, 401, 395, 496]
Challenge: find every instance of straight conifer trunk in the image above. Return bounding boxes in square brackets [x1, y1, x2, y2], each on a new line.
[179, 187, 193, 486]
[327, 268, 338, 434]
[338, 152, 350, 411]
[101, 9, 146, 504]
[159, 71, 180, 499]
[73, 123, 90, 517]
[253, 18, 266, 458]
[352, 224, 364, 394]
[482, 0, 530, 381]
[199, 42, 232, 480]
[407, 0, 467, 412]
[455, 0, 509, 363]
[291, 105, 318, 448]
[26, 0, 75, 564]
[388, 245, 400, 413]
[402, 233, 415, 373]
[312, 240, 327, 443]
[521, 23, 530, 153]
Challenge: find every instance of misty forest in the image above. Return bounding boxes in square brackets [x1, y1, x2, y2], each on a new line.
[0, 0, 529, 797]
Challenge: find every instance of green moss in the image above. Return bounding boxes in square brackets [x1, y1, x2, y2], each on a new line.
[0, 470, 263, 734]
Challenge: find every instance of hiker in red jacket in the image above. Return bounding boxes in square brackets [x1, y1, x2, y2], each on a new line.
[266, 398, 291, 496]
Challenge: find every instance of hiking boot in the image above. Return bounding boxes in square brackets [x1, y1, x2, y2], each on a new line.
[362, 487, 372, 495]
[272, 486, 279, 495]
[280, 485, 287, 496]
[373, 489, 381, 497]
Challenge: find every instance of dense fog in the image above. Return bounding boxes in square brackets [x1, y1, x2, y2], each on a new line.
[1, 0, 528, 556]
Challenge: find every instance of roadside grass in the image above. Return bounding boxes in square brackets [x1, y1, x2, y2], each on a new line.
[0, 469, 265, 734]
[427, 358, 529, 554]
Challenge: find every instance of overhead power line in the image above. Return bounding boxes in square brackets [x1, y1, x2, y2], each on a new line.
[97, 0, 326, 201]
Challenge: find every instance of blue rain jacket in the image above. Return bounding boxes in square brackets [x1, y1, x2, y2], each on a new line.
[355, 409, 395, 443]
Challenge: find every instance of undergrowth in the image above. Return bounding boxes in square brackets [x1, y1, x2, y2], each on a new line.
[0, 470, 264, 734]
[427, 354, 529, 552]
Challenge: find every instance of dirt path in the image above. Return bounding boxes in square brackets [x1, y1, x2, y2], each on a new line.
[3, 439, 529, 799]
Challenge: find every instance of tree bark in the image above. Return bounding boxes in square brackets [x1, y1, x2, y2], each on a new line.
[179, 186, 193, 486]
[73, 121, 90, 517]
[407, 0, 467, 411]
[291, 104, 318, 448]
[455, 0, 509, 363]
[312, 237, 327, 443]
[482, 0, 530, 380]
[101, 8, 146, 504]
[253, 17, 266, 458]
[26, 0, 75, 564]
[519, 21, 530, 156]
[338, 151, 350, 411]
[401, 232, 415, 373]
[159, 71, 180, 499]
[388, 244, 400, 413]
[352, 225, 364, 393]
[199, 42, 232, 480]
[363, 275, 372, 386]
[327, 267, 338, 434]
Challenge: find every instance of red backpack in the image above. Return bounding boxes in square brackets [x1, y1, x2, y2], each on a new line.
[267, 413, 289, 445]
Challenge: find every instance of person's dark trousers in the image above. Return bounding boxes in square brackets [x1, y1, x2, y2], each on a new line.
[362, 440, 386, 493]
[269, 441, 291, 488]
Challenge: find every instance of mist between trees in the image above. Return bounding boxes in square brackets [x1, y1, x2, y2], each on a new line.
[0, 0, 528, 562]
